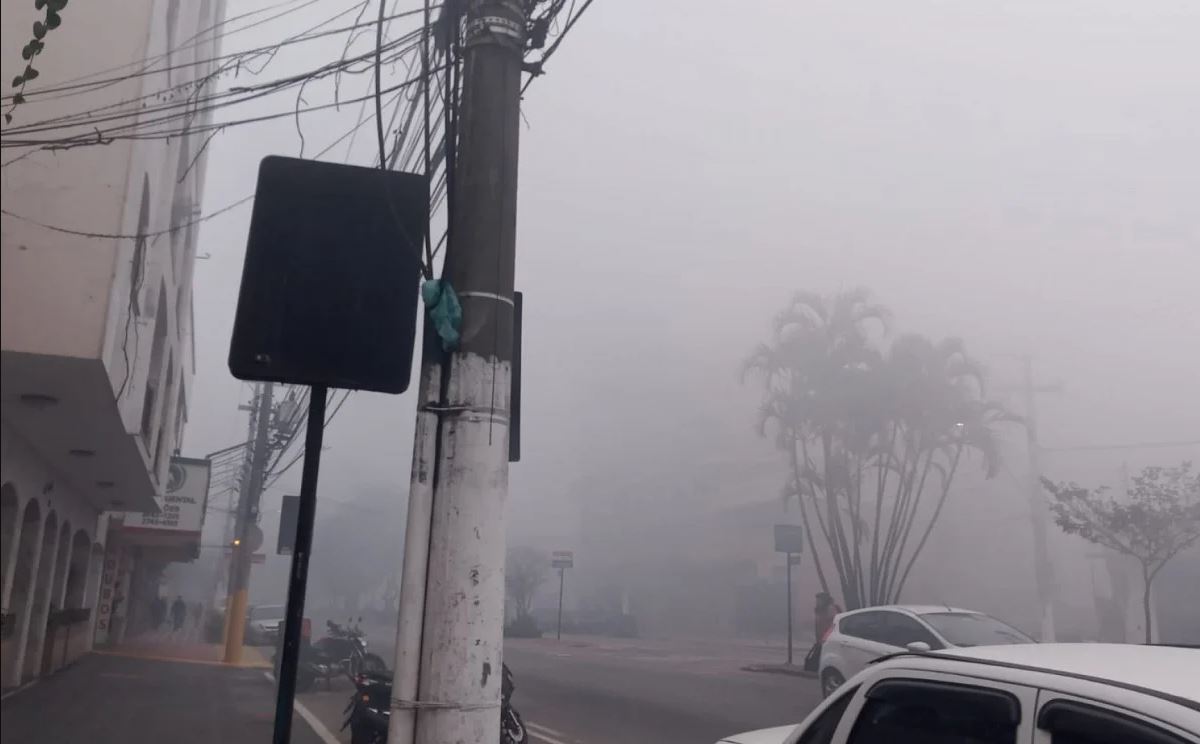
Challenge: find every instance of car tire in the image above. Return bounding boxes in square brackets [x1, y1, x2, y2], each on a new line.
[821, 668, 845, 698]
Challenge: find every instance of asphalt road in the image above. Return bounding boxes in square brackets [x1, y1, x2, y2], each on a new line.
[294, 633, 823, 744]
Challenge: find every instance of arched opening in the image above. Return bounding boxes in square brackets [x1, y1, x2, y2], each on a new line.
[0, 483, 18, 606]
[84, 543, 106, 649]
[2, 498, 41, 688]
[50, 521, 72, 608]
[39, 521, 73, 674]
[64, 530, 93, 610]
[22, 510, 59, 681]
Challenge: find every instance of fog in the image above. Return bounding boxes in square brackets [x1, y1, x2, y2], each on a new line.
[178, 0, 1198, 643]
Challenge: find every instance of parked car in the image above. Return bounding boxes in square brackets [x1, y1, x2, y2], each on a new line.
[245, 604, 287, 645]
[719, 643, 1200, 744]
[818, 604, 1034, 697]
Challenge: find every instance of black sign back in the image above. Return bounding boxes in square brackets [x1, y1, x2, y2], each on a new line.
[229, 156, 427, 394]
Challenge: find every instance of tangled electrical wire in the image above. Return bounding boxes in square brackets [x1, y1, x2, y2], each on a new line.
[1, 0, 598, 493]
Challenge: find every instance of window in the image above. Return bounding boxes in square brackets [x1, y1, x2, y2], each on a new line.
[797, 685, 859, 744]
[840, 611, 890, 644]
[131, 175, 152, 315]
[919, 612, 1035, 647]
[879, 612, 943, 649]
[847, 679, 1021, 744]
[1038, 699, 1188, 744]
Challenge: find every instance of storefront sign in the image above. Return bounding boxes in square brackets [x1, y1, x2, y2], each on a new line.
[123, 456, 210, 535]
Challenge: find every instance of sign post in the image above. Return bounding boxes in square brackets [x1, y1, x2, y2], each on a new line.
[774, 525, 805, 666]
[551, 551, 573, 641]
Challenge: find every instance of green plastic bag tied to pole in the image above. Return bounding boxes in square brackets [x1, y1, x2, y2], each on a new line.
[422, 279, 461, 351]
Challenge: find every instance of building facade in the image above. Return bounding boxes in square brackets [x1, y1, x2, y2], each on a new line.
[1, 0, 224, 688]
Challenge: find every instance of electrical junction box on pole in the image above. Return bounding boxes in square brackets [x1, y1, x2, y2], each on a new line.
[277, 495, 299, 555]
[228, 156, 428, 394]
[774, 524, 804, 554]
[551, 550, 573, 569]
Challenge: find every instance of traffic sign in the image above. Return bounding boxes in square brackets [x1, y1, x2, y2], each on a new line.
[774, 524, 804, 554]
[551, 550, 574, 569]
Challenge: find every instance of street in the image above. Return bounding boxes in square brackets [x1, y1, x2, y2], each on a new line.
[293, 631, 823, 744]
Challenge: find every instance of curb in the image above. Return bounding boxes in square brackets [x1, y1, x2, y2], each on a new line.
[741, 663, 817, 678]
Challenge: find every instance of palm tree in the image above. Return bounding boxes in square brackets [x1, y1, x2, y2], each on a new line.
[743, 288, 888, 608]
[745, 290, 1013, 609]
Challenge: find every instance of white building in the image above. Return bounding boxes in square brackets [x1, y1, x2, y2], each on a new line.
[1, 0, 224, 688]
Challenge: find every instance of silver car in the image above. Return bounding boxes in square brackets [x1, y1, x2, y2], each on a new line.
[818, 604, 1034, 697]
[245, 604, 287, 645]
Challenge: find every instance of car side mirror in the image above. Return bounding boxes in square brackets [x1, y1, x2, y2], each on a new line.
[906, 641, 931, 652]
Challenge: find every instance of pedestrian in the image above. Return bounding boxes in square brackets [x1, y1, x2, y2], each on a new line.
[171, 595, 187, 632]
[803, 592, 842, 672]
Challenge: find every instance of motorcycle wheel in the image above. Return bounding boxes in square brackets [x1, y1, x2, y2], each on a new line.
[295, 665, 316, 693]
[501, 707, 527, 744]
[350, 720, 385, 744]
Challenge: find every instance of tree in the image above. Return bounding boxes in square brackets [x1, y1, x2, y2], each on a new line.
[1044, 462, 1200, 643]
[505, 546, 548, 620]
[744, 288, 1013, 609]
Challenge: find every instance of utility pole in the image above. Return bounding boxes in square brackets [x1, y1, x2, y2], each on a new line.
[556, 567, 565, 641]
[1020, 357, 1060, 643]
[390, 3, 525, 744]
[785, 553, 795, 666]
[223, 381, 274, 663]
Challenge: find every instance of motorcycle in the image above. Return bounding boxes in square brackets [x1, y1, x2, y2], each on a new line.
[342, 663, 527, 744]
[274, 617, 387, 692]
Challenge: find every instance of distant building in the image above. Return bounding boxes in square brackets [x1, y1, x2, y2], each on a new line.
[1, 0, 224, 687]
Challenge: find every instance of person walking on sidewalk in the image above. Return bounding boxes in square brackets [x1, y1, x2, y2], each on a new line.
[171, 595, 187, 632]
[803, 592, 842, 672]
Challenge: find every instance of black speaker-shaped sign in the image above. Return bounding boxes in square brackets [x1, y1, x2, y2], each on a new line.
[228, 156, 427, 394]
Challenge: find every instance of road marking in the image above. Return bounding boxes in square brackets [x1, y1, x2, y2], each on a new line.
[527, 721, 574, 744]
[263, 671, 342, 744]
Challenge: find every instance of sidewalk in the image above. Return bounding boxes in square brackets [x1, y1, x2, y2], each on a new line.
[94, 634, 273, 668]
[0, 648, 327, 744]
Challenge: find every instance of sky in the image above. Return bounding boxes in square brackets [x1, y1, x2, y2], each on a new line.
[182, 0, 1200, 607]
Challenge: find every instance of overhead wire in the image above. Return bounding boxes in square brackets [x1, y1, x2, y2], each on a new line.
[2, 34, 430, 147]
[0, 6, 432, 137]
[0, 0, 334, 105]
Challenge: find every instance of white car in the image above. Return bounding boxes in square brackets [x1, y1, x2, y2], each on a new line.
[719, 643, 1200, 744]
[245, 604, 287, 645]
[819, 604, 1034, 697]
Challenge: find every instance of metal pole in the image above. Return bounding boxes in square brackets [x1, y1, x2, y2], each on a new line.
[272, 386, 327, 744]
[224, 381, 274, 663]
[786, 553, 793, 666]
[556, 567, 565, 641]
[1022, 357, 1056, 642]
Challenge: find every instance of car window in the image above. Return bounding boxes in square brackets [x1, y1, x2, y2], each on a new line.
[919, 612, 1035, 646]
[879, 612, 942, 649]
[847, 679, 1021, 744]
[1037, 699, 1189, 744]
[840, 612, 890, 644]
[795, 685, 860, 744]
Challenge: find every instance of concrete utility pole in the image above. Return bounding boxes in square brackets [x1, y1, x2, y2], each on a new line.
[223, 381, 274, 663]
[1021, 357, 1059, 643]
[390, 3, 525, 743]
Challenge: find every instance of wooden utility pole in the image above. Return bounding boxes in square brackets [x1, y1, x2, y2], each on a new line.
[390, 3, 526, 743]
[223, 381, 273, 663]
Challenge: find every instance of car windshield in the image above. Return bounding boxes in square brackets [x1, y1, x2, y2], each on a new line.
[250, 606, 286, 621]
[920, 613, 1035, 647]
